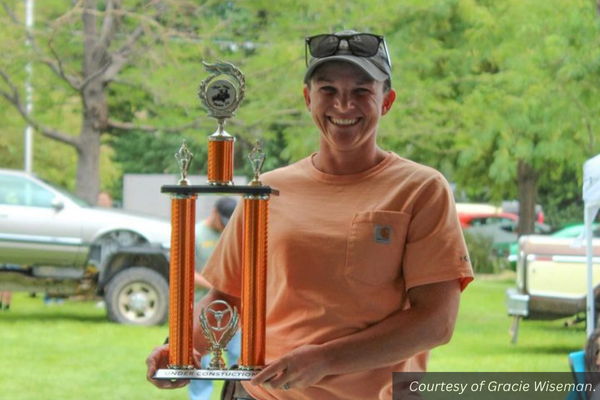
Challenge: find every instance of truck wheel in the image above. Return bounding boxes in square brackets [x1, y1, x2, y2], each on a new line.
[105, 267, 168, 326]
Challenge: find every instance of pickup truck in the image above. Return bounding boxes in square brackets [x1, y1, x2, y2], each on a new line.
[506, 232, 600, 343]
[0, 169, 172, 326]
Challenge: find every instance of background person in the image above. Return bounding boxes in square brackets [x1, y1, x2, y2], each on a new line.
[0, 291, 12, 311]
[97, 191, 114, 208]
[189, 197, 241, 400]
[147, 29, 473, 400]
[584, 329, 600, 400]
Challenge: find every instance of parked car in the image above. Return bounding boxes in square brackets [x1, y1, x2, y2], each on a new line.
[456, 203, 501, 217]
[506, 231, 600, 342]
[507, 223, 600, 267]
[463, 215, 551, 257]
[456, 201, 545, 223]
[459, 212, 519, 229]
[0, 169, 171, 326]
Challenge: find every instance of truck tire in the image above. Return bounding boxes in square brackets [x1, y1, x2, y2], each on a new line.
[104, 267, 169, 326]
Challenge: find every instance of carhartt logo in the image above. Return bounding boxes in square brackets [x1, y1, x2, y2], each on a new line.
[374, 225, 392, 244]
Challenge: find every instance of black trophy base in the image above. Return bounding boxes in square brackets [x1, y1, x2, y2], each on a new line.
[154, 368, 260, 381]
[161, 184, 279, 196]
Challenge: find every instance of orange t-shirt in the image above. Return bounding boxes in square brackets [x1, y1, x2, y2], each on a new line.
[202, 152, 474, 400]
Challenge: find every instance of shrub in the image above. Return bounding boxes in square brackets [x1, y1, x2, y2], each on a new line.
[463, 230, 509, 274]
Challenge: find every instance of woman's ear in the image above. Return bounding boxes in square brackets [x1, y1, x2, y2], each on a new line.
[303, 86, 311, 110]
[381, 89, 396, 116]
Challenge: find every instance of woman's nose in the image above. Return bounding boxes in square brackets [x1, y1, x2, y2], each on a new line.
[334, 92, 354, 111]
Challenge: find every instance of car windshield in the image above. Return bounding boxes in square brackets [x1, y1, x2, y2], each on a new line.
[45, 181, 91, 207]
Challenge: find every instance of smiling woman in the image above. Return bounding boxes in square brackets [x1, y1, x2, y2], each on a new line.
[303, 61, 395, 175]
[146, 29, 473, 400]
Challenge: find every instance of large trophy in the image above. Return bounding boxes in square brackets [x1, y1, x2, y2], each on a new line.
[154, 62, 277, 381]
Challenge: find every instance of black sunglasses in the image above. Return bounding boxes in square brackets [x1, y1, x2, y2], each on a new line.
[304, 33, 392, 70]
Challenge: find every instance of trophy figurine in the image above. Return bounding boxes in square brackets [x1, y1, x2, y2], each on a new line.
[154, 61, 277, 382]
[198, 61, 245, 186]
[199, 300, 240, 370]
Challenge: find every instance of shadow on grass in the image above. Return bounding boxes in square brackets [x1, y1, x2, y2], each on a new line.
[0, 312, 108, 323]
[508, 345, 583, 355]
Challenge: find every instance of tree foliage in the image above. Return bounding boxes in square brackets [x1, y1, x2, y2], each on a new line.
[1, 0, 598, 229]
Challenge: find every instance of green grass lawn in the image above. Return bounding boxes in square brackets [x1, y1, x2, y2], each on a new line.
[0, 274, 588, 400]
[429, 273, 586, 372]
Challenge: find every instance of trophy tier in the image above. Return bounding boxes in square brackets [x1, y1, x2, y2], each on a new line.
[161, 185, 279, 196]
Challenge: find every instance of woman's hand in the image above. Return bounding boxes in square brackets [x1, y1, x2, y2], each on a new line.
[250, 344, 331, 391]
[146, 344, 199, 389]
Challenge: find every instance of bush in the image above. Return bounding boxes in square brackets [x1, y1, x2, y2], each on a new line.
[463, 230, 509, 274]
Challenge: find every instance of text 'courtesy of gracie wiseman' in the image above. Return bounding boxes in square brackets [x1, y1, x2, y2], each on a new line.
[393, 372, 598, 400]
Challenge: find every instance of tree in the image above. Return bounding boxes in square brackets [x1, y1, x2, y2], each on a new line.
[375, 0, 599, 233]
[0, 0, 232, 203]
[454, 0, 599, 233]
[3, 0, 597, 226]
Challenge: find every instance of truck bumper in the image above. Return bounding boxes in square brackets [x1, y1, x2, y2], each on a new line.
[506, 288, 530, 317]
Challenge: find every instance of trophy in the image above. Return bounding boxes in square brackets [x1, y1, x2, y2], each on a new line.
[199, 61, 245, 186]
[154, 61, 276, 381]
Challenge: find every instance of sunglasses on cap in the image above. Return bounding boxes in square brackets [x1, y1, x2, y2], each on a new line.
[304, 33, 392, 70]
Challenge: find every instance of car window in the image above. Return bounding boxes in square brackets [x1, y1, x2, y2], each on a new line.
[488, 217, 513, 225]
[0, 174, 55, 208]
[470, 216, 514, 227]
[46, 181, 90, 207]
[470, 218, 485, 227]
[500, 223, 516, 233]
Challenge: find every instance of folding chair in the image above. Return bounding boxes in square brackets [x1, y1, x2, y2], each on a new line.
[567, 350, 587, 400]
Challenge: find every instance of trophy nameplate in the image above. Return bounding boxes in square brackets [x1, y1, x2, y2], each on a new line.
[154, 369, 259, 381]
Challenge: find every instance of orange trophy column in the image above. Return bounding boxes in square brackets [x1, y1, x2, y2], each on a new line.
[240, 142, 270, 370]
[207, 128, 235, 185]
[168, 141, 197, 369]
[240, 194, 269, 369]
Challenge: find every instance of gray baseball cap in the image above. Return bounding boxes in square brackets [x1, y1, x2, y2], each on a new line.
[304, 30, 392, 85]
[215, 197, 236, 226]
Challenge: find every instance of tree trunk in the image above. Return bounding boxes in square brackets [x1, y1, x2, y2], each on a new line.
[73, 0, 107, 204]
[517, 160, 538, 236]
[76, 116, 101, 204]
[75, 76, 107, 203]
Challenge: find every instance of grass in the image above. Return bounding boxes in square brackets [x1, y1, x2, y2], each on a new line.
[429, 272, 586, 371]
[0, 294, 219, 400]
[0, 274, 588, 400]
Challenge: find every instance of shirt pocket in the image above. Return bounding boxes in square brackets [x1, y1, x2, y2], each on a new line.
[345, 211, 411, 286]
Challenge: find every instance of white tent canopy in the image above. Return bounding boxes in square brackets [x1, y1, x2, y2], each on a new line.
[583, 154, 600, 336]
